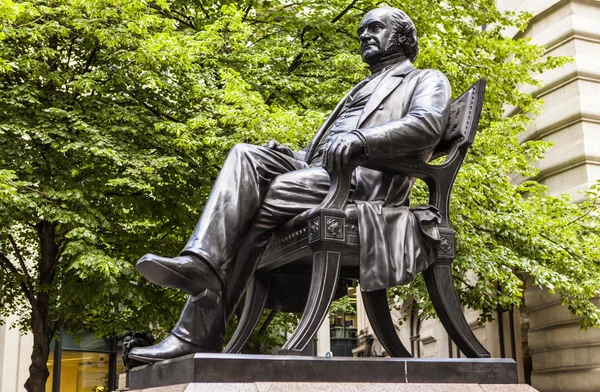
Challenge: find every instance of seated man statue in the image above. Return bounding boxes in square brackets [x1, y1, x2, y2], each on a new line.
[130, 6, 451, 363]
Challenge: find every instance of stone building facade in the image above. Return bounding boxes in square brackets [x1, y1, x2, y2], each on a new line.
[0, 315, 34, 392]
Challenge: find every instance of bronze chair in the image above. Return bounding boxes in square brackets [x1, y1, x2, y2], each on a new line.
[225, 79, 489, 358]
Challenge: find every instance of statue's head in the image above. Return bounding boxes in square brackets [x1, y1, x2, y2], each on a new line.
[358, 7, 419, 66]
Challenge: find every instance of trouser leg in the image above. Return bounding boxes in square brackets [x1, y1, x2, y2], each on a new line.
[172, 166, 332, 348]
[180, 143, 309, 282]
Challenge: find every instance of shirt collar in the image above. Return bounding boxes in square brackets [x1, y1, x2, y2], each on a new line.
[368, 52, 408, 75]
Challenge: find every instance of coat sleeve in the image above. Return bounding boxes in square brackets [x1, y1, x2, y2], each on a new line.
[354, 70, 451, 160]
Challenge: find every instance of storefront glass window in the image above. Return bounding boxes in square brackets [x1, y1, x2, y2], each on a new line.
[46, 345, 55, 392]
[46, 331, 119, 392]
[57, 351, 110, 392]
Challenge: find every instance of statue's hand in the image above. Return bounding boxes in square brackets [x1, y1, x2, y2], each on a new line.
[263, 140, 294, 157]
[322, 133, 365, 172]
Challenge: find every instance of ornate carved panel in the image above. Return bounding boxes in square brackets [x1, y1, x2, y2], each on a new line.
[308, 217, 320, 243]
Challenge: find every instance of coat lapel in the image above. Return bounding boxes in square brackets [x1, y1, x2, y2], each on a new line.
[304, 91, 350, 162]
[358, 60, 415, 127]
[304, 60, 415, 162]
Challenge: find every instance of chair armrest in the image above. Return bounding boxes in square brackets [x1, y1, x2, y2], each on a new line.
[313, 151, 438, 211]
[313, 154, 460, 231]
[312, 153, 440, 212]
[311, 154, 365, 212]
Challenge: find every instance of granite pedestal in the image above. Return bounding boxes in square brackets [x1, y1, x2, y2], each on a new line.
[128, 353, 531, 391]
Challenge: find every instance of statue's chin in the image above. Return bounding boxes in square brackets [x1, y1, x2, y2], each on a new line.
[362, 54, 383, 67]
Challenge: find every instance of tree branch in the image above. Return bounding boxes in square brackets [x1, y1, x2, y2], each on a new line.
[57, 238, 70, 259]
[149, 3, 199, 30]
[539, 233, 583, 260]
[197, 0, 210, 19]
[453, 273, 476, 290]
[7, 234, 33, 284]
[0, 250, 19, 275]
[258, 310, 277, 336]
[565, 191, 599, 227]
[248, 29, 283, 47]
[243, 1, 253, 21]
[172, 8, 198, 30]
[17, 185, 62, 202]
[288, 0, 359, 73]
[331, 0, 358, 24]
[65, 34, 76, 75]
[159, 226, 176, 241]
[0, 251, 37, 309]
[15, 15, 44, 28]
[50, 321, 59, 339]
[132, 95, 184, 124]
[289, 92, 308, 110]
[82, 45, 98, 75]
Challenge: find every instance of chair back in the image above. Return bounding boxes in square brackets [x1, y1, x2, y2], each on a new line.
[363, 78, 486, 228]
[432, 78, 486, 162]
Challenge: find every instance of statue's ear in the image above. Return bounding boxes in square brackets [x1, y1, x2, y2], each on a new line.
[396, 26, 409, 49]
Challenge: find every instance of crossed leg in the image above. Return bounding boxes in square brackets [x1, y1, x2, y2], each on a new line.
[130, 143, 332, 361]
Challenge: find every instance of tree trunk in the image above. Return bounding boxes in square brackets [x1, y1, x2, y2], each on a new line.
[24, 220, 58, 392]
[24, 316, 51, 392]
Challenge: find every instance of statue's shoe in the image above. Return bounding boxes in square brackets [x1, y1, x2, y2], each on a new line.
[136, 254, 222, 309]
[128, 334, 215, 364]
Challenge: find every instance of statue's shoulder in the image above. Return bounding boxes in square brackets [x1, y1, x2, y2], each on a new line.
[410, 67, 451, 92]
[412, 67, 450, 83]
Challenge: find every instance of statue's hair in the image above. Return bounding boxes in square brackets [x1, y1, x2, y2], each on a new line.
[383, 7, 419, 63]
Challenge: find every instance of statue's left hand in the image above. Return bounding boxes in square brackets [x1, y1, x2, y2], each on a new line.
[323, 133, 365, 172]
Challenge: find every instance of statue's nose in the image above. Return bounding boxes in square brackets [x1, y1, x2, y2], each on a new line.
[359, 30, 370, 42]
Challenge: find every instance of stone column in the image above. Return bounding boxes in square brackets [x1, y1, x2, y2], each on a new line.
[526, 285, 600, 391]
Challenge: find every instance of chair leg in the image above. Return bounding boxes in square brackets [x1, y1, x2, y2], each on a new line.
[361, 289, 412, 357]
[424, 262, 490, 358]
[280, 250, 341, 354]
[224, 274, 270, 354]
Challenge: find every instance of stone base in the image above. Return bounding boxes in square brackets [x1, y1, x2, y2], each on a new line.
[129, 354, 520, 389]
[112, 373, 128, 392]
[129, 382, 538, 392]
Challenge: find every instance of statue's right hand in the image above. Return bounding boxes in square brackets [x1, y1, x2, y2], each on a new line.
[263, 140, 294, 157]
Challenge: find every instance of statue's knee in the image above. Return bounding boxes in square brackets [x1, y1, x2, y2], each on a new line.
[224, 143, 260, 166]
[229, 143, 258, 158]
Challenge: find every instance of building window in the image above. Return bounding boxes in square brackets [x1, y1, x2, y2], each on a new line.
[410, 311, 422, 358]
[329, 291, 358, 357]
[46, 330, 123, 392]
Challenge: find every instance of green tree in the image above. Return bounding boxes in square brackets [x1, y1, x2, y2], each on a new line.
[0, 0, 598, 391]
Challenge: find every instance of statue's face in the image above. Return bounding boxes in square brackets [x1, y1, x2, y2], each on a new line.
[358, 9, 395, 65]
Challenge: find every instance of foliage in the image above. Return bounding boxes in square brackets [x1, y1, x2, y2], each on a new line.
[244, 311, 301, 354]
[226, 295, 357, 354]
[0, 0, 598, 389]
[329, 296, 357, 318]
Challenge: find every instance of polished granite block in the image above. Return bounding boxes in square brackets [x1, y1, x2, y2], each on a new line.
[128, 383, 539, 392]
[129, 354, 518, 389]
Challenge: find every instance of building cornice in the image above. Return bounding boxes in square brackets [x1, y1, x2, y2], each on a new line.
[514, 0, 600, 40]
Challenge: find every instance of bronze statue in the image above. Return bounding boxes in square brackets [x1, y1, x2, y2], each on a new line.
[130, 6, 451, 363]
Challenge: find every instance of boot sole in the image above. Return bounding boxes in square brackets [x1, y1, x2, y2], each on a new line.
[137, 259, 221, 309]
[127, 352, 164, 364]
